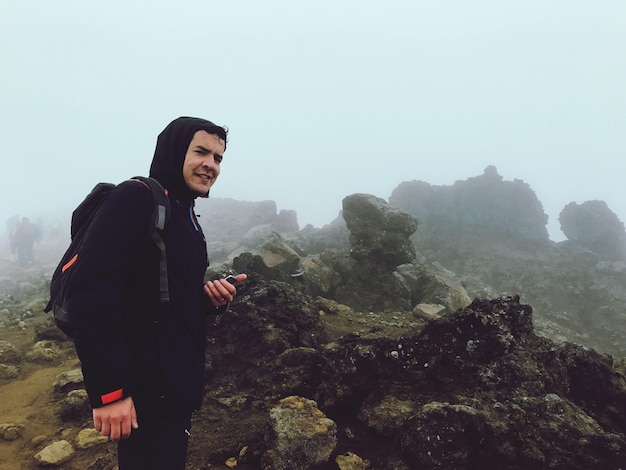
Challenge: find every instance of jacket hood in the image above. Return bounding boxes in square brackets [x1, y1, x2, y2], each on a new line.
[149, 117, 227, 201]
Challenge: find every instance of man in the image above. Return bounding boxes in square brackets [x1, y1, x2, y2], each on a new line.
[15, 216, 39, 265]
[65, 117, 246, 469]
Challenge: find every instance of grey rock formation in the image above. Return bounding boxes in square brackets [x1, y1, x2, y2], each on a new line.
[342, 193, 418, 269]
[559, 200, 626, 260]
[216, 194, 469, 314]
[387, 167, 626, 357]
[389, 165, 550, 243]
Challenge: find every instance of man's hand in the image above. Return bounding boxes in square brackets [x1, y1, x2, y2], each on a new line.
[204, 273, 247, 307]
[93, 396, 138, 441]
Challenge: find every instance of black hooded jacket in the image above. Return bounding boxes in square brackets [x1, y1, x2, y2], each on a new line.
[66, 117, 225, 416]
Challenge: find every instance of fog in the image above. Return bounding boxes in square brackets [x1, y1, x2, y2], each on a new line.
[2, 1, 625, 242]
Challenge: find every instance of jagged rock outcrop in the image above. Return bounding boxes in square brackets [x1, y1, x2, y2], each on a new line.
[389, 165, 550, 244]
[559, 200, 626, 260]
[315, 295, 626, 469]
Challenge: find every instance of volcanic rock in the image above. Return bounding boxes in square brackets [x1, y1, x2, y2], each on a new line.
[559, 200, 626, 260]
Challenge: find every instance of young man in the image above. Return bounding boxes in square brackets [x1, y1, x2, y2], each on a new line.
[65, 117, 245, 468]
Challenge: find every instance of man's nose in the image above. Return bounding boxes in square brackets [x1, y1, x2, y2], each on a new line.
[202, 157, 218, 169]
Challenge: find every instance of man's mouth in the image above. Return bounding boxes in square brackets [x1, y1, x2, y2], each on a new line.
[196, 173, 212, 181]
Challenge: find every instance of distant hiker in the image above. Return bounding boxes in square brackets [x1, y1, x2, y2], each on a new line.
[5, 215, 20, 261]
[62, 117, 246, 469]
[15, 216, 39, 265]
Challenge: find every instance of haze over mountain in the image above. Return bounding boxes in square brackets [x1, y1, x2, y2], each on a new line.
[2, 1, 625, 242]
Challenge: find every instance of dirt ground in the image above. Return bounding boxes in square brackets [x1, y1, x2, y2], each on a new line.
[0, 313, 117, 470]
[0, 242, 118, 470]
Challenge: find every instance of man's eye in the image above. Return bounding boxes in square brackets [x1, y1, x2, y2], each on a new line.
[215, 155, 223, 164]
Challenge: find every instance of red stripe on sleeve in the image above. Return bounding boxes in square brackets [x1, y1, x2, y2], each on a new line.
[101, 389, 124, 405]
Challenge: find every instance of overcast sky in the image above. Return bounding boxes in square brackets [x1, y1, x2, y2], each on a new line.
[2, 1, 624, 242]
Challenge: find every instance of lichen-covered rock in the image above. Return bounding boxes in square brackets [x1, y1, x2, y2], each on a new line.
[299, 257, 342, 297]
[59, 389, 91, 421]
[0, 364, 19, 380]
[314, 296, 626, 468]
[396, 263, 471, 313]
[75, 427, 109, 449]
[266, 347, 324, 399]
[335, 451, 368, 470]
[0, 422, 25, 441]
[0, 340, 20, 364]
[25, 340, 63, 363]
[53, 369, 84, 396]
[33, 439, 74, 466]
[262, 396, 337, 470]
[0, 308, 10, 324]
[358, 395, 416, 435]
[398, 402, 486, 468]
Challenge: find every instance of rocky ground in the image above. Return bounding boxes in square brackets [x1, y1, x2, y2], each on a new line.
[0, 256, 425, 469]
[2, 251, 626, 469]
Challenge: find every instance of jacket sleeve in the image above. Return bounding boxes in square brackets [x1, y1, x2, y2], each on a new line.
[65, 181, 154, 408]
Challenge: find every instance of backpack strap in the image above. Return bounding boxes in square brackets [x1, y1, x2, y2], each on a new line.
[130, 176, 171, 305]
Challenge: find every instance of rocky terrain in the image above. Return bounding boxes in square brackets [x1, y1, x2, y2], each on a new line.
[1, 167, 625, 469]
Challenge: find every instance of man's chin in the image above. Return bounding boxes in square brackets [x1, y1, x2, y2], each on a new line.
[191, 185, 211, 198]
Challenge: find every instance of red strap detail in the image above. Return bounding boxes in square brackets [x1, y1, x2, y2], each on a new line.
[101, 388, 124, 405]
[62, 253, 78, 272]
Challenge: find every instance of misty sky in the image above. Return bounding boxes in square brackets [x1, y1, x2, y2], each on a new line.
[2, 1, 625, 242]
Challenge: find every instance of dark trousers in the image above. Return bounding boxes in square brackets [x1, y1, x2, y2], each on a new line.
[118, 414, 192, 470]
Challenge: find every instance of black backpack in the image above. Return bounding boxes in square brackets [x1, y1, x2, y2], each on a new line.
[44, 176, 170, 337]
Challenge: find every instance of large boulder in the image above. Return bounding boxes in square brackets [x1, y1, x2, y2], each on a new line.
[342, 194, 418, 270]
[559, 200, 626, 260]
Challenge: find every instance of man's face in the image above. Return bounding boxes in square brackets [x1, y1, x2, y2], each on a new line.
[183, 130, 225, 197]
